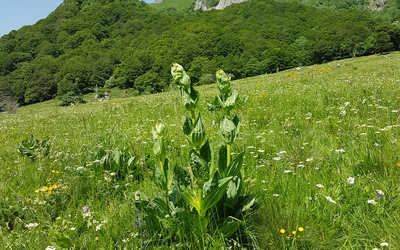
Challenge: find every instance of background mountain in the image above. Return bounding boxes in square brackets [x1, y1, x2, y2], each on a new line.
[154, 0, 400, 18]
[0, 0, 399, 106]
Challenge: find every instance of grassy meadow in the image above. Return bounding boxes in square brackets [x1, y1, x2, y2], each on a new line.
[1, 52, 400, 249]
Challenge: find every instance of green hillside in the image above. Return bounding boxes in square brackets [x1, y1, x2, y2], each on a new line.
[150, 0, 193, 12]
[1, 0, 399, 108]
[153, 0, 400, 20]
[288, 0, 400, 20]
[1, 52, 400, 248]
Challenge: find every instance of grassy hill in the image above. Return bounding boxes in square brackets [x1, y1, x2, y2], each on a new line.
[150, 0, 193, 11]
[1, 52, 400, 248]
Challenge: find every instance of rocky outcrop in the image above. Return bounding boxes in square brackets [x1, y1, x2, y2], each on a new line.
[214, 0, 248, 9]
[194, 0, 248, 10]
[368, 0, 388, 11]
[194, 0, 209, 11]
[154, 0, 248, 10]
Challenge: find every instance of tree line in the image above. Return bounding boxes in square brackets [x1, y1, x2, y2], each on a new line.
[0, 0, 399, 105]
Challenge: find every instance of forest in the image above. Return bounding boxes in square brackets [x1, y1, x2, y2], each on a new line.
[0, 0, 399, 106]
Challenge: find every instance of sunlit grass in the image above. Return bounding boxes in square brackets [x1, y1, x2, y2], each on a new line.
[1, 52, 400, 248]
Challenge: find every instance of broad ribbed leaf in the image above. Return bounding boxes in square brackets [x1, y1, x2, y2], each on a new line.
[189, 85, 200, 109]
[208, 96, 222, 110]
[190, 149, 208, 177]
[182, 187, 203, 215]
[191, 114, 206, 149]
[232, 115, 240, 131]
[237, 195, 256, 212]
[200, 140, 213, 176]
[218, 145, 227, 175]
[149, 197, 170, 218]
[223, 90, 239, 110]
[169, 185, 182, 205]
[202, 176, 233, 216]
[183, 116, 192, 137]
[200, 139, 212, 164]
[219, 216, 243, 238]
[203, 173, 219, 195]
[174, 164, 190, 187]
[225, 152, 244, 177]
[153, 137, 163, 156]
[152, 123, 167, 139]
[225, 176, 242, 207]
[220, 116, 237, 144]
[181, 88, 196, 111]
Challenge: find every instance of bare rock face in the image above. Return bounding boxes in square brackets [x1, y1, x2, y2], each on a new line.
[368, 0, 388, 11]
[194, 0, 209, 10]
[194, 0, 247, 10]
[214, 0, 248, 9]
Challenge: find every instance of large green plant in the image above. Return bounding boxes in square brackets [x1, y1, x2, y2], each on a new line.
[135, 63, 255, 247]
[17, 135, 50, 161]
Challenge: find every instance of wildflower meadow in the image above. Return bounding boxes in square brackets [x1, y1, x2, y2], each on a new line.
[1, 52, 400, 249]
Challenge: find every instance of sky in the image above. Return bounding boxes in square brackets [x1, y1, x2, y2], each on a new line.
[0, 0, 63, 37]
[0, 0, 154, 38]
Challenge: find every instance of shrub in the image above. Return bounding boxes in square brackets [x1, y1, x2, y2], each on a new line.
[198, 73, 216, 85]
[16, 135, 50, 161]
[134, 71, 166, 94]
[0, 95, 19, 114]
[60, 91, 86, 106]
[92, 147, 138, 181]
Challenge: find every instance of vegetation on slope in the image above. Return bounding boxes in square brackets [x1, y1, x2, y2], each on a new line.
[1, 52, 400, 248]
[150, 0, 194, 12]
[288, 0, 400, 20]
[0, 0, 399, 107]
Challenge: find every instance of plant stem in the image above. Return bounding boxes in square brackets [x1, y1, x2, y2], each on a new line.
[191, 110, 196, 122]
[227, 144, 231, 167]
[159, 160, 164, 175]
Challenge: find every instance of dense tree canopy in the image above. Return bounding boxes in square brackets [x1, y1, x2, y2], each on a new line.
[0, 0, 399, 105]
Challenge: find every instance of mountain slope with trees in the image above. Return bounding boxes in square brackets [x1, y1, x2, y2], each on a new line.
[153, 0, 400, 20]
[0, 0, 399, 106]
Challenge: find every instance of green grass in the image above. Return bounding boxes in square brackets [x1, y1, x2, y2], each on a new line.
[1, 52, 400, 249]
[150, 0, 193, 12]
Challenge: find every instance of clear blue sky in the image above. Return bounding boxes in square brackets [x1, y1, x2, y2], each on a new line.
[0, 0, 63, 37]
[0, 0, 154, 38]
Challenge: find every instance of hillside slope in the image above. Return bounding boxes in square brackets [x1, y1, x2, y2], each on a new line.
[0, 0, 399, 108]
[1, 52, 400, 249]
[153, 0, 400, 17]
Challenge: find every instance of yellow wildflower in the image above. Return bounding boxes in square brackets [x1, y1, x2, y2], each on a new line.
[298, 227, 305, 232]
[279, 229, 286, 234]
